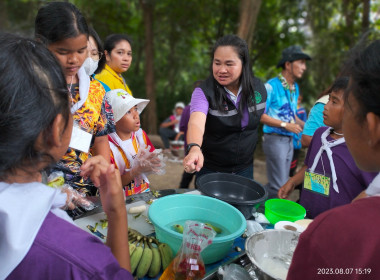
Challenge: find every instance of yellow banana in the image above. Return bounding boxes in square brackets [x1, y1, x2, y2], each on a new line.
[148, 239, 161, 278]
[130, 241, 144, 274]
[136, 239, 153, 278]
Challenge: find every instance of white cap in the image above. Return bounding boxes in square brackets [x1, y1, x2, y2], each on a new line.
[106, 89, 150, 123]
[174, 102, 185, 109]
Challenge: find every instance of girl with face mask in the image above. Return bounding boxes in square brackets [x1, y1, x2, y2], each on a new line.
[83, 27, 111, 91]
[35, 2, 115, 198]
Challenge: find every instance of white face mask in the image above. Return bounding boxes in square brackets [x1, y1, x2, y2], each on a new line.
[83, 57, 99, 76]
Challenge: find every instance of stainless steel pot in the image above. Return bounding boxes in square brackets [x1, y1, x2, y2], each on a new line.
[245, 229, 300, 280]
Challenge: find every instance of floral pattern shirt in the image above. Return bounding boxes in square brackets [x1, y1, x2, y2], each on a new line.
[52, 80, 115, 195]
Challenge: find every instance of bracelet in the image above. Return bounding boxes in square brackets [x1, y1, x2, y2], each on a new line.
[186, 143, 201, 154]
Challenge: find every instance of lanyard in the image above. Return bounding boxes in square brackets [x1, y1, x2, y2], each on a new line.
[309, 128, 345, 193]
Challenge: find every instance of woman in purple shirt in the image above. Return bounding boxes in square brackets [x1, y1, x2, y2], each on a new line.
[183, 35, 267, 180]
[0, 33, 132, 279]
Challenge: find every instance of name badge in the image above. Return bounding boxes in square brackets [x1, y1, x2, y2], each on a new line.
[69, 125, 92, 153]
[303, 170, 331, 196]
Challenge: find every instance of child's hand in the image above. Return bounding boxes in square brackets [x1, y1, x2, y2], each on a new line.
[131, 148, 165, 176]
[61, 185, 95, 211]
[80, 156, 125, 215]
[81, 156, 129, 271]
[278, 180, 295, 199]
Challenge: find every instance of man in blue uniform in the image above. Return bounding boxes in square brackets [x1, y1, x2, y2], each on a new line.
[261, 46, 311, 198]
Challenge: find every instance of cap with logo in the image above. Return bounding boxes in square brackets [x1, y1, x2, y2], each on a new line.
[106, 89, 150, 123]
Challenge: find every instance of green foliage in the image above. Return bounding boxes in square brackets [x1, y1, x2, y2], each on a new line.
[2, 0, 380, 123]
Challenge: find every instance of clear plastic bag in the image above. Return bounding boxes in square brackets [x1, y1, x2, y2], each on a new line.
[252, 212, 270, 224]
[246, 220, 264, 237]
[160, 220, 216, 280]
[47, 171, 95, 211]
[131, 146, 167, 178]
[218, 263, 253, 280]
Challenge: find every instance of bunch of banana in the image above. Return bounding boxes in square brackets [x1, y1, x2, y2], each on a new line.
[128, 228, 174, 279]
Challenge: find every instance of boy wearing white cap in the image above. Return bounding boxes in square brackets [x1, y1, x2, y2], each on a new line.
[106, 89, 163, 196]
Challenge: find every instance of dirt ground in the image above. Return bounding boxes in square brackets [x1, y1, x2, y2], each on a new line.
[147, 134, 299, 201]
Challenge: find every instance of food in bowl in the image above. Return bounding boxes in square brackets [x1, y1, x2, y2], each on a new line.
[245, 229, 300, 280]
[148, 194, 246, 264]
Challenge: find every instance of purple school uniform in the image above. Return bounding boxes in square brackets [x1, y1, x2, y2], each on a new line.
[7, 212, 133, 280]
[300, 126, 377, 218]
[288, 196, 380, 279]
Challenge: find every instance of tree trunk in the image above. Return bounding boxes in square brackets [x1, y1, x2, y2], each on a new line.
[342, 0, 361, 47]
[0, 1, 8, 31]
[237, 0, 262, 48]
[362, 0, 370, 34]
[140, 0, 157, 134]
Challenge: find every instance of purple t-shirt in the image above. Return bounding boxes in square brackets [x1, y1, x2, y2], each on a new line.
[190, 87, 249, 129]
[300, 126, 377, 219]
[288, 196, 380, 279]
[7, 212, 133, 280]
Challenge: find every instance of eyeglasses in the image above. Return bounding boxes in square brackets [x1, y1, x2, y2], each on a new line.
[90, 51, 103, 61]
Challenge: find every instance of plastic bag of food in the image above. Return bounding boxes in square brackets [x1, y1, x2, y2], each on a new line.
[47, 171, 95, 211]
[160, 220, 216, 280]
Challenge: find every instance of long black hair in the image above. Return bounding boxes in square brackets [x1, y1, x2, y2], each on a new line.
[210, 35, 256, 115]
[35, 1, 89, 44]
[345, 40, 380, 121]
[0, 33, 70, 180]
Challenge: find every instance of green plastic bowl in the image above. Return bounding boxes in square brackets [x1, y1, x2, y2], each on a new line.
[265, 199, 306, 224]
[148, 194, 247, 264]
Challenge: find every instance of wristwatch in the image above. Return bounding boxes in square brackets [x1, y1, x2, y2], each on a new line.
[186, 143, 201, 154]
[280, 122, 287, 128]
